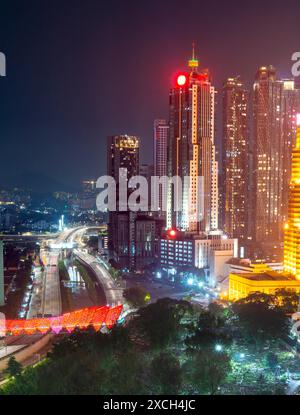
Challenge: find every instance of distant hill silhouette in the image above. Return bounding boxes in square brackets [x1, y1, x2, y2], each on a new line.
[0, 171, 79, 193]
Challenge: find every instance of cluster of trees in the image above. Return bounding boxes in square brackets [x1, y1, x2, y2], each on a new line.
[1, 290, 296, 395]
[232, 291, 295, 350]
[123, 286, 151, 308]
[1, 299, 232, 395]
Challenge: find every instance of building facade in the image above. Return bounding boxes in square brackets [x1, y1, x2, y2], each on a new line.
[229, 269, 300, 301]
[284, 116, 300, 278]
[253, 66, 300, 244]
[167, 49, 218, 233]
[107, 135, 140, 268]
[160, 229, 237, 286]
[153, 119, 169, 216]
[222, 77, 249, 241]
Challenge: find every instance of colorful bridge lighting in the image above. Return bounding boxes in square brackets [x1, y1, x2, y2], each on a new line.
[3, 305, 123, 336]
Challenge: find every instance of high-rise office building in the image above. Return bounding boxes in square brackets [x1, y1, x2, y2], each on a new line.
[107, 135, 140, 186]
[284, 115, 300, 278]
[254, 66, 281, 243]
[154, 119, 168, 178]
[107, 135, 140, 268]
[222, 77, 249, 241]
[167, 47, 218, 233]
[254, 66, 300, 244]
[154, 119, 169, 214]
[282, 80, 300, 225]
[140, 163, 153, 210]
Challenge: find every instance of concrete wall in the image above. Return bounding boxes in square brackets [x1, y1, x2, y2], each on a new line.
[210, 250, 234, 286]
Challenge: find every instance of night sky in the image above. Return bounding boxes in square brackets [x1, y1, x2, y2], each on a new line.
[0, 0, 300, 191]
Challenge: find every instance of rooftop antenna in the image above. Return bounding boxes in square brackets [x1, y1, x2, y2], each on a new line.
[188, 41, 199, 70]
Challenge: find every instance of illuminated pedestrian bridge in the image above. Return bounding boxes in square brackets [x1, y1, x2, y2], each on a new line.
[0, 305, 123, 336]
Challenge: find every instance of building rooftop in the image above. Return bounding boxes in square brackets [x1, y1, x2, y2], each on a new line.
[234, 271, 295, 281]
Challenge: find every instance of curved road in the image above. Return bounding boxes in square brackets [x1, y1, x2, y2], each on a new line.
[74, 249, 123, 307]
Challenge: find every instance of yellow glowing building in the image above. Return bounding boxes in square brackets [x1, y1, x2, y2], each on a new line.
[284, 116, 300, 279]
[229, 267, 300, 301]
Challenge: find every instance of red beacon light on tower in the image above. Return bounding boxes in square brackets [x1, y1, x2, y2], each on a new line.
[176, 73, 188, 88]
[168, 229, 177, 238]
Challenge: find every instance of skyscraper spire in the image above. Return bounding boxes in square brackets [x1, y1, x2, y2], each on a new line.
[188, 42, 199, 70]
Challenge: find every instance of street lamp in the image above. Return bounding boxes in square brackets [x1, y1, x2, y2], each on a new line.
[215, 344, 223, 352]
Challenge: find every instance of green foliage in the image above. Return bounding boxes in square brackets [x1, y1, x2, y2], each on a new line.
[58, 260, 69, 280]
[0, 296, 291, 396]
[184, 350, 231, 395]
[123, 286, 150, 307]
[232, 292, 290, 348]
[131, 298, 193, 350]
[150, 352, 182, 395]
[266, 352, 279, 371]
[186, 305, 232, 352]
[109, 267, 121, 281]
[274, 288, 299, 314]
[6, 357, 22, 378]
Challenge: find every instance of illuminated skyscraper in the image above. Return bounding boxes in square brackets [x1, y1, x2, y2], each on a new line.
[107, 135, 140, 268]
[284, 115, 300, 279]
[167, 47, 218, 233]
[281, 80, 300, 225]
[254, 67, 300, 244]
[154, 119, 168, 177]
[254, 66, 281, 243]
[107, 135, 140, 185]
[154, 119, 169, 215]
[222, 77, 249, 240]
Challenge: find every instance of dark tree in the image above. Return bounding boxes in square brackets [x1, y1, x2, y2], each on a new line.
[130, 298, 194, 350]
[123, 286, 150, 307]
[150, 352, 182, 394]
[274, 289, 299, 314]
[6, 356, 22, 378]
[232, 294, 290, 348]
[186, 307, 232, 351]
[266, 352, 279, 371]
[185, 350, 231, 395]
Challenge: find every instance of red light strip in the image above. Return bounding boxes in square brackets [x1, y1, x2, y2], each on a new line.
[4, 305, 123, 336]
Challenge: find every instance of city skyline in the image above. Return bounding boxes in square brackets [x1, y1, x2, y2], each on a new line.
[1, 0, 300, 189]
[2, 1, 300, 398]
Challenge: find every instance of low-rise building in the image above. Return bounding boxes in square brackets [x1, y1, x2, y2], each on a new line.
[160, 229, 238, 285]
[229, 266, 300, 301]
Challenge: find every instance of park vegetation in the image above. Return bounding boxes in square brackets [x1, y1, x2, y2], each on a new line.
[0, 290, 298, 395]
